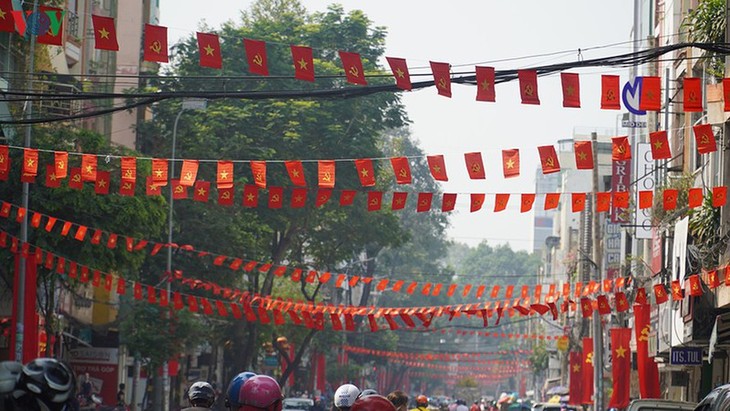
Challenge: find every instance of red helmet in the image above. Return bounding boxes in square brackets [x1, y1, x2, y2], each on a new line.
[239, 375, 283, 411]
[416, 395, 428, 406]
[351, 395, 396, 411]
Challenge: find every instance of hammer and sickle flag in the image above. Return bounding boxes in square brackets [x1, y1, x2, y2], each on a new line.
[634, 303, 660, 398]
[243, 38, 269, 76]
[144, 24, 168, 63]
[601, 75, 621, 110]
[338, 51, 367, 85]
[537, 145, 560, 174]
[390, 157, 412, 184]
[612, 136, 631, 161]
[693, 124, 717, 154]
[430, 61, 452, 98]
[683, 77, 703, 112]
[518, 69, 540, 105]
[464, 152, 486, 179]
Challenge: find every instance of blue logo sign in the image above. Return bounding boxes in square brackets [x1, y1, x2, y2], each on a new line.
[26, 11, 50, 36]
[622, 77, 647, 116]
[670, 347, 703, 366]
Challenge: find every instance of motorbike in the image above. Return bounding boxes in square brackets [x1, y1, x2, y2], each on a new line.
[78, 393, 129, 411]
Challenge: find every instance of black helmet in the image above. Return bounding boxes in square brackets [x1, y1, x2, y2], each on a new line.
[188, 381, 216, 407]
[16, 358, 76, 411]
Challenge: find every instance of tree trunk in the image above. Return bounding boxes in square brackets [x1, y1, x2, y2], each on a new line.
[278, 328, 318, 387]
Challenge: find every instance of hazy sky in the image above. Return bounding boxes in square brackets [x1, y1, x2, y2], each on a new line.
[161, 1, 636, 252]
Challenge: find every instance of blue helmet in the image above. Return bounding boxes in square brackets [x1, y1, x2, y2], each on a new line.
[225, 371, 256, 408]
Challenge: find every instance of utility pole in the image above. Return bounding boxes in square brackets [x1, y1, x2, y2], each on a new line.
[591, 132, 604, 411]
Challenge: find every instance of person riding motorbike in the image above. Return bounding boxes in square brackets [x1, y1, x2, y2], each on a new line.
[351, 394, 396, 411]
[225, 371, 256, 410]
[184, 381, 217, 410]
[236, 375, 283, 411]
[333, 384, 360, 411]
[410, 395, 429, 411]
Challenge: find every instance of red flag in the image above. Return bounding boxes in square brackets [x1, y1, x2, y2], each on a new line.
[568, 351, 583, 406]
[94, 171, 110, 195]
[354, 158, 376, 187]
[53, 151, 67, 179]
[197, 32, 222, 69]
[427, 155, 448, 181]
[640, 76, 662, 111]
[243, 184, 259, 207]
[544, 193, 560, 210]
[596, 192, 611, 213]
[0, 145, 8, 175]
[601, 75, 621, 110]
[671, 280, 684, 301]
[416, 193, 432, 212]
[121, 157, 136, 184]
[291, 45, 314, 82]
[502, 149, 520, 178]
[582, 337, 594, 404]
[91, 15, 119, 51]
[639, 191, 653, 209]
[45, 165, 60, 188]
[470, 194, 485, 212]
[144, 24, 168, 63]
[340, 190, 356, 206]
[688, 274, 703, 297]
[146, 177, 161, 196]
[250, 160, 266, 188]
[284, 161, 306, 186]
[215, 160, 233, 189]
[683, 77, 703, 112]
[571, 193, 586, 212]
[612, 136, 631, 160]
[561, 72, 580, 108]
[574, 140, 594, 169]
[390, 157, 412, 184]
[0, 0, 14, 33]
[315, 189, 332, 208]
[290, 188, 306, 208]
[518, 70, 540, 104]
[218, 186, 234, 206]
[367, 191, 382, 211]
[386, 57, 411, 90]
[613, 191, 629, 209]
[193, 181, 210, 202]
[649, 130, 671, 159]
[654, 284, 668, 304]
[23, 148, 38, 178]
[494, 193, 509, 212]
[243, 38, 269, 75]
[724, 78, 730, 112]
[442, 193, 456, 212]
[608, 328, 632, 409]
[538, 145, 560, 174]
[318, 160, 335, 188]
[151, 158, 168, 186]
[268, 187, 283, 209]
[430, 61, 451, 97]
[634, 304, 661, 398]
[475, 66, 496, 102]
[714, 186, 727, 207]
[339, 51, 366, 85]
[520, 194, 535, 213]
[171, 179, 187, 200]
[81, 154, 97, 181]
[615, 291, 630, 312]
[391, 192, 407, 210]
[68, 168, 83, 190]
[597, 295, 611, 315]
[179, 160, 198, 186]
[663, 188, 678, 210]
[694, 124, 717, 154]
[37, 7, 63, 46]
[580, 297, 593, 318]
[464, 152, 486, 179]
[689, 188, 704, 208]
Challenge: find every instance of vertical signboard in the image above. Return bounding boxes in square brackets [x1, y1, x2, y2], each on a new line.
[611, 159, 631, 223]
[69, 348, 119, 405]
[604, 221, 621, 280]
[635, 143, 655, 239]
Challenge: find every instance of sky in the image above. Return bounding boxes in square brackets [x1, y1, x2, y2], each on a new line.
[161, 1, 636, 252]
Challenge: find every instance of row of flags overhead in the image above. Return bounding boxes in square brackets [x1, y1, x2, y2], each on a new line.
[7, 6, 730, 111]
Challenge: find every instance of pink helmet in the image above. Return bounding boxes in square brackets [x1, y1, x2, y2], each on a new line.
[239, 375, 283, 411]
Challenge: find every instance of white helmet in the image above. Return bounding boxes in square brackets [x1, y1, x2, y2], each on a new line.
[334, 383, 360, 409]
[0, 361, 21, 393]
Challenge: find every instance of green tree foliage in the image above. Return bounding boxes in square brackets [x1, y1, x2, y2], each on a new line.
[683, 0, 726, 78]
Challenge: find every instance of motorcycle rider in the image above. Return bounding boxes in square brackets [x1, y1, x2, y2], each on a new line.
[225, 371, 256, 410]
[1, 357, 76, 411]
[351, 394, 396, 411]
[385, 390, 408, 411]
[183, 381, 217, 410]
[410, 395, 429, 411]
[236, 375, 283, 411]
[333, 384, 359, 411]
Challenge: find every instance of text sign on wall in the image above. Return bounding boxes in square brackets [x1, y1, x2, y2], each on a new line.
[670, 347, 703, 366]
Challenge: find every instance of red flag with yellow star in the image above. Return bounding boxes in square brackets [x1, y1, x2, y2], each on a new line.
[608, 328, 632, 409]
[146, 177, 161, 196]
[391, 192, 407, 211]
[601, 75, 621, 110]
[354, 159, 376, 187]
[561, 72, 580, 108]
[649, 130, 671, 159]
[612, 136, 631, 160]
[290, 188, 307, 208]
[193, 181, 210, 202]
[81, 154, 97, 182]
[0, 145, 8, 175]
[582, 337, 594, 404]
[340, 190, 356, 206]
[386, 57, 411, 91]
[197, 32, 222, 69]
[708, 270, 720, 289]
[714, 186, 728, 207]
[318, 160, 335, 188]
[284, 160, 306, 186]
[475, 66, 496, 102]
[464, 152, 485, 179]
[568, 351, 583, 406]
[339, 51, 367, 85]
[0, 0, 15, 33]
[683, 77, 703, 112]
[470, 194, 485, 212]
[427, 155, 448, 181]
[518, 70, 540, 105]
[91, 15, 119, 51]
[430, 61, 451, 97]
[94, 171, 110, 195]
[502, 149, 520, 178]
[538, 145, 560, 174]
[37, 6, 63, 46]
[615, 291, 629, 312]
[291, 45, 314, 82]
[45, 165, 60, 188]
[144, 24, 168, 62]
[580, 297, 593, 318]
[694, 124, 717, 154]
[671, 280, 684, 301]
[640, 76, 662, 111]
[151, 158, 168, 186]
[217, 160, 233, 189]
[23, 148, 38, 178]
[179, 160, 198, 187]
[663, 188, 678, 210]
[390, 157, 412, 184]
[243, 38, 269, 76]
[243, 184, 258, 207]
[574, 140, 594, 169]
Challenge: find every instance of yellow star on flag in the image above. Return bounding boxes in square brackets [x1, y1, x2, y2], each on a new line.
[577, 151, 587, 161]
[85, 165, 94, 174]
[154, 169, 164, 178]
[219, 170, 229, 180]
[360, 168, 369, 177]
[246, 193, 255, 201]
[615, 345, 627, 358]
[572, 364, 580, 373]
[98, 27, 110, 39]
[395, 68, 405, 78]
[291, 169, 300, 178]
[98, 179, 107, 187]
[294, 195, 304, 203]
[481, 80, 490, 90]
[653, 140, 663, 149]
[204, 44, 215, 56]
[506, 159, 515, 169]
[298, 58, 308, 70]
[0, 9, 7, 20]
[197, 187, 207, 196]
[49, 173, 57, 181]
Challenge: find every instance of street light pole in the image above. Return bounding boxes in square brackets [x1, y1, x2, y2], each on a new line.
[162, 98, 206, 411]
